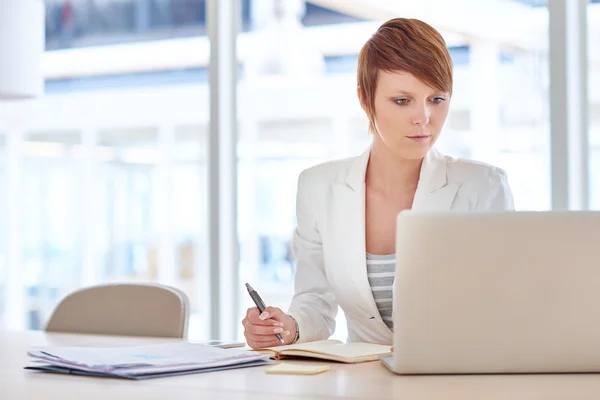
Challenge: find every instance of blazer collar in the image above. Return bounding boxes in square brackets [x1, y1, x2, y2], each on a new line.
[344, 146, 448, 193]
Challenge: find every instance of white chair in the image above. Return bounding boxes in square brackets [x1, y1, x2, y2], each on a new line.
[45, 283, 190, 338]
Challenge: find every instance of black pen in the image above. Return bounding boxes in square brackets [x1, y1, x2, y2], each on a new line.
[245, 282, 285, 344]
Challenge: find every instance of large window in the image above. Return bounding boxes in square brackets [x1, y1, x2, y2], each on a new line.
[9, 124, 210, 336]
[0, 1, 211, 336]
[0, 0, 593, 341]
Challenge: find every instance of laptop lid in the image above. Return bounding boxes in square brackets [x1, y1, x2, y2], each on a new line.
[390, 211, 600, 374]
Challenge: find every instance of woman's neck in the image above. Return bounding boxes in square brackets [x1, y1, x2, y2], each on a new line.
[365, 138, 423, 193]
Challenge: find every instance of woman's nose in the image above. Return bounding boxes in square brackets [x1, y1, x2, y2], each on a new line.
[412, 105, 430, 126]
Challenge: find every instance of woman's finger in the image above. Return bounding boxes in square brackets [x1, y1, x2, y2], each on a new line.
[246, 308, 284, 326]
[245, 324, 290, 337]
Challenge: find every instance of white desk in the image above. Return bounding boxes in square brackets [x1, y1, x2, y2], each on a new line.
[3, 330, 600, 399]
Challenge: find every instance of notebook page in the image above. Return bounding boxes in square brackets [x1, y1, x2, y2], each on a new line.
[282, 340, 391, 358]
[261, 340, 391, 358]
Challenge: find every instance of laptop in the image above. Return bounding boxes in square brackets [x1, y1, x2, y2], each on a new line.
[381, 211, 600, 374]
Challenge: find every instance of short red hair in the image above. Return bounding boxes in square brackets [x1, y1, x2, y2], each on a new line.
[357, 18, 453, 134]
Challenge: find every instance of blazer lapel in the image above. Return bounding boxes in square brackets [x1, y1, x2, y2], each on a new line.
[412, 148, 459, 211]
[331, 148, 381, 319]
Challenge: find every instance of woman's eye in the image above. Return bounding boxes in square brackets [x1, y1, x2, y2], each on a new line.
[394, 98, 409, 105]
[431, 97, 446, 104]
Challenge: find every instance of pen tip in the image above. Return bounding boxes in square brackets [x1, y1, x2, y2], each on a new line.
[245, 283, 253, 291]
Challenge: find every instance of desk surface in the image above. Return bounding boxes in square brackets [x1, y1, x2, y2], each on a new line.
[3, 330, 600, 399]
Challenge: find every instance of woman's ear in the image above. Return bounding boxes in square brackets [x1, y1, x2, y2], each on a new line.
[357, 86, 368, 113]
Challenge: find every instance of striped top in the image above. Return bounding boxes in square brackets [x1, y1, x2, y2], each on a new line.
[366, 252, 396, 331]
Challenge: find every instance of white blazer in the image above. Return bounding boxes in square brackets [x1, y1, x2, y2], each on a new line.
[287, 146, 515, 345]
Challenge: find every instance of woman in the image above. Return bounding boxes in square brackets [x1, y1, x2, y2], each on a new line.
[242, 18, 514, 348]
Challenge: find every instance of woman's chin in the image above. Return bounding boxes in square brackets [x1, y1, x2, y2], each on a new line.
[392, 145, 432, 161]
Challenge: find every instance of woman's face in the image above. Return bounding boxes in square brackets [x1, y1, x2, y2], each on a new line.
[362, 70, 451, 160]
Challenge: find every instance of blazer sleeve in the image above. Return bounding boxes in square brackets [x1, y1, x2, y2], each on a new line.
[287, 170, 338, 343]
[477, 167, 515, 211]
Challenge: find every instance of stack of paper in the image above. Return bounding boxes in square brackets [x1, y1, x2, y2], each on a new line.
[25, 342, 271, 379]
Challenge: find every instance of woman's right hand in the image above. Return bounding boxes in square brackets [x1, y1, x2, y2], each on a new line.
[242, 306, 297, 349]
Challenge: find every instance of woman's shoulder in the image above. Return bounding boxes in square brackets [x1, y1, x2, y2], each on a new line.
[297, 155, 359, 187]
[441, 153, 514, 210]
[443, 154, 508, 185]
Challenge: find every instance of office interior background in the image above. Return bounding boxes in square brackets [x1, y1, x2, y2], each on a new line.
[0, 0, 597, 341]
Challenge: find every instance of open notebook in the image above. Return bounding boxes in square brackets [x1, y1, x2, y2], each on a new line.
[255, 339, 391, 363]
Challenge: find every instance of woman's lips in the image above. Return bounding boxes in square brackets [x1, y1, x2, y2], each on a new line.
[406, 135, 431, 142]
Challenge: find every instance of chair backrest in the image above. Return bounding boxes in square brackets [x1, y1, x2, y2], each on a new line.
[45, 283, 190, 338]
